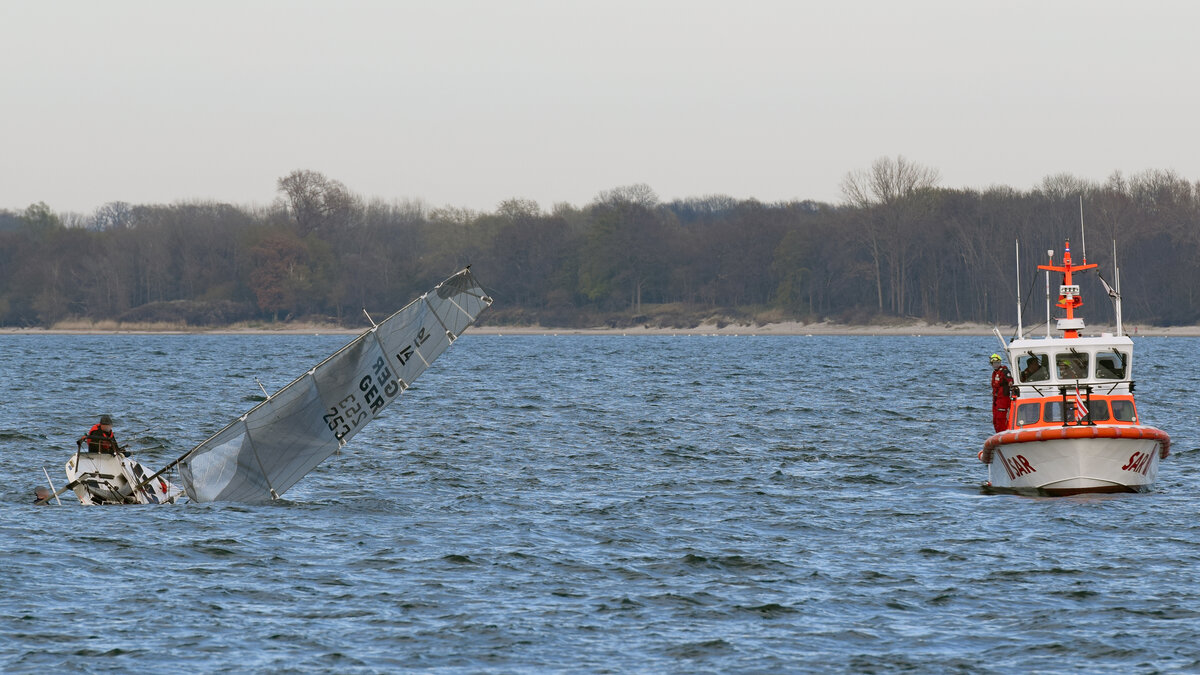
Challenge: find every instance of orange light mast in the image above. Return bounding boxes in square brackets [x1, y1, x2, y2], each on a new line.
[1038, 240, 1097, 339]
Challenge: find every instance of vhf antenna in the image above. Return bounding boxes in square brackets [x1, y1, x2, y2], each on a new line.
[1079, 195, 1087, 263]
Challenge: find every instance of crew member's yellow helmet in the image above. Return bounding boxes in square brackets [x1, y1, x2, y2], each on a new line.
[989, 354, 1001, 363]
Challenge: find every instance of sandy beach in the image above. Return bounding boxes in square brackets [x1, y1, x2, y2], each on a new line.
[3, 320, 1198, 337]
[469, 321, 1200, 337]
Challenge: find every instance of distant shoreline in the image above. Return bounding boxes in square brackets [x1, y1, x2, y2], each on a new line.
[2, 321, 1198, 337]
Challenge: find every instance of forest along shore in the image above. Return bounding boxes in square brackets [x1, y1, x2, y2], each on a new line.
[3, 322, 1199, 337]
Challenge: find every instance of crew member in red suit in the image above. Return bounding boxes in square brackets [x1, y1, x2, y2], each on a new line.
[79, 414, 120, 453]
[990, 354, 1013, 432]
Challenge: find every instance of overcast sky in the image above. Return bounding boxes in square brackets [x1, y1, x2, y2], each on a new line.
[3, 0, 1198, 215]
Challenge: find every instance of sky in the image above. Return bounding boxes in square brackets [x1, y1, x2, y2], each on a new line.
[3, 0, 1199, 215]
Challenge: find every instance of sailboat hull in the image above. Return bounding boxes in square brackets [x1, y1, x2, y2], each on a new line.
[65, 452, 183, 505]
[981, 427, 1167, 495]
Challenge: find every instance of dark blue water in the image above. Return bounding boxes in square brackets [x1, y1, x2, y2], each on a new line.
[2, 333, 1198, 673]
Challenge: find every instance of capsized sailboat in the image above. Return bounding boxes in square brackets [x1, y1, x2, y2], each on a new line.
[47, 268, 492, 505]
[981, 241, 1169, 495]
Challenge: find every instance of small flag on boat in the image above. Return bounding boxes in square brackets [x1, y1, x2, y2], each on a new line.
[1098, 273, 1121, 300]
[1074, 387, 1089, 420]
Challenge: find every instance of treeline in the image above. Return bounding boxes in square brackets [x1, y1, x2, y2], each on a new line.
[3, 159, 1200, 329]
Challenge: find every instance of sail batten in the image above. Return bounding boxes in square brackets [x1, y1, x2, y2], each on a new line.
[424, 295, 454, 339]
[177, 268, 491, 503]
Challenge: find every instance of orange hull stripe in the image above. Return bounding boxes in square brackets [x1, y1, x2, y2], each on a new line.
[983, 425, 1170, 454]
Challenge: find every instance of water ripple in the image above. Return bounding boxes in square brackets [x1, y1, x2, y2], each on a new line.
[1, 334, 1198, 672]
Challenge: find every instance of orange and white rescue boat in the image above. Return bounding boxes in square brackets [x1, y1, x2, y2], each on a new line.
[981, 239, 1169, 495]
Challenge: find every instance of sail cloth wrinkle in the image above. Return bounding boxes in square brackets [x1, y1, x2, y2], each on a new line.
[178, 269, 491, 503]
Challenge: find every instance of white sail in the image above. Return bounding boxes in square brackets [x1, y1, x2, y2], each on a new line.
[177, 268, 491, 502]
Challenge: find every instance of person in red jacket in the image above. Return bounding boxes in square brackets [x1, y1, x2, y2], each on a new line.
[79, 414, 121, 453]
[990, 354, 1014, 432]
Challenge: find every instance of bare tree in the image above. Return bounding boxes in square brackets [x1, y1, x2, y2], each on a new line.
[842, 156, 941, 208]
[582, 185, 672, 312]
[93, 201, 135, 230]
[595, 183, 658, 208]
[841, 156, 940, 313]
[276, 169, 356, 233]
[496, 198, 542, 220]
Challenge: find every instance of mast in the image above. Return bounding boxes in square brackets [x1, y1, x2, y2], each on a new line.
[129, 268, 493, 503]
[1015, 239, 1023, 337]
[1113, 239, 1124, 336]
[1038, 239, 1098, 339]
[1079, 196, 1088, 264]
[1045, 250, 1052, 338]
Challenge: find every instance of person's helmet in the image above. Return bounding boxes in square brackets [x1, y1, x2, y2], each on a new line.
[99, 414, 112, 425]
[989, 354, 1001, 363]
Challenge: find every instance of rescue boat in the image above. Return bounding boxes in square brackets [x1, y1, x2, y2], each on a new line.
[980, 239, 1169, 495]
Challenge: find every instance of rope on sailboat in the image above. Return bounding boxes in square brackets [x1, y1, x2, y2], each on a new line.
[122, 446, 200, 500]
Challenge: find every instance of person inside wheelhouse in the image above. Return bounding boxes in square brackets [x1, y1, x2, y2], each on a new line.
[1056, 352, 1088, 380]
[1095, 350, 1127, 379]
[1018, 354, 1048, 382]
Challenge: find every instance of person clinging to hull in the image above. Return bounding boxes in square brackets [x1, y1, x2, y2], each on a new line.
[79, 414, 120, 454]
[989, 354, 1013, 433]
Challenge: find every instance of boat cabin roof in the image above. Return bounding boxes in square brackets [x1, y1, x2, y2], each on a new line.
[1008, 334, 1132, 350]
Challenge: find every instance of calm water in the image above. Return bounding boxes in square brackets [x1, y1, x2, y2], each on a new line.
[2, 333, 1198, 673]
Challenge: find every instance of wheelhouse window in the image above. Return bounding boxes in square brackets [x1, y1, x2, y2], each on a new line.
[1018, 354, 1049, 383]
[1095, 350, 1128, 380]
[1055, 352, 1089, 380]
[1081, 400, 1110, 422]
[1015, 402, 1041, 426]
[1044, 401, 1064, 423]
[1111, 399, 1136, 422]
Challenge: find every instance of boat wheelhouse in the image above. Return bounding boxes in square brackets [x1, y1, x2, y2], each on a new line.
[1008, 335, 1137, 430]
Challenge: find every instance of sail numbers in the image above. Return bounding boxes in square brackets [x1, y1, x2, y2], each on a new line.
[323, 356, 403, 441]
[361, 356, 401, 413]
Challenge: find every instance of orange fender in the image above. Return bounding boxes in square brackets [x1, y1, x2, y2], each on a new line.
[983, 425, 1170, 457]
